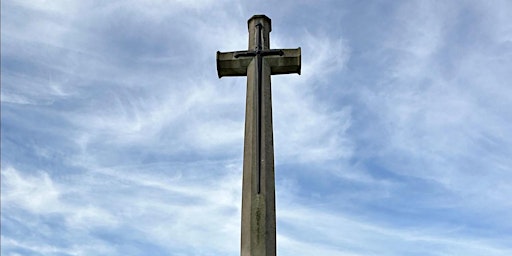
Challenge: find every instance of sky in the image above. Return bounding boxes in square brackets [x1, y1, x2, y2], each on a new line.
[2, 0, 512, 255]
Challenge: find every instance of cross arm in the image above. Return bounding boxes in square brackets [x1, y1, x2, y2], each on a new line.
[267, 48, 301, 75]
[216, 51, 252, 78]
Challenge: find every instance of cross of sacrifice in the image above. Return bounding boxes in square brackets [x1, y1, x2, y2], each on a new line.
[216, 15, 301, 256]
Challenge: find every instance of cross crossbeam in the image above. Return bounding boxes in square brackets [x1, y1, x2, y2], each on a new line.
[216, 48, 301, 77]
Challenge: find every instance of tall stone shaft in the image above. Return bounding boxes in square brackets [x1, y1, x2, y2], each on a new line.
[216, 14, 301, 256]
[241, 15, 276, 256]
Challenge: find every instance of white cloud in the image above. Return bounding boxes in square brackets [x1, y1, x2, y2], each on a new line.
[2, 166, 61, 213]
[298, 32, 350, 81]
[277, 201, 512, 256]
[1, 162, 243, 255]
[1, 166, 119, 227]
[272, 33, 353, 164]
[3, 1, 512, 255]
[355, 0, 512, 214]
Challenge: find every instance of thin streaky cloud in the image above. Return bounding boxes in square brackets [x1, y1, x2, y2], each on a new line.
[2, 1, 512, 255]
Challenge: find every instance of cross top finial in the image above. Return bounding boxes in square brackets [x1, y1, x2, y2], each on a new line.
[248, 15, 272, 50]
[248, 15, 272, 31]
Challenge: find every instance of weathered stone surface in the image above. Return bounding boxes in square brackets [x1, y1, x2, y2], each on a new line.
[216, 48, 301, 77]
[216, 14, 301, 256]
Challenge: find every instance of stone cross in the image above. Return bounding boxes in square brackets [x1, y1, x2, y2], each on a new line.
[216, 15, 301, 256]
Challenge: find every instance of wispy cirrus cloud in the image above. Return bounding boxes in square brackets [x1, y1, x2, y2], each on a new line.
[2, 0, 512, 255]
[343, 1, 512, 238]
[277, 200, 512, 256]
[272, 32, 352, 164]
[1, 162, 242, 255]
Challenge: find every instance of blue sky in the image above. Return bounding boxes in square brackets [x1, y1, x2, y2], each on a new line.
[2, 0, 512, 255]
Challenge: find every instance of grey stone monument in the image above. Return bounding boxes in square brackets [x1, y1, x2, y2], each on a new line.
[216, 15, 301, 256]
